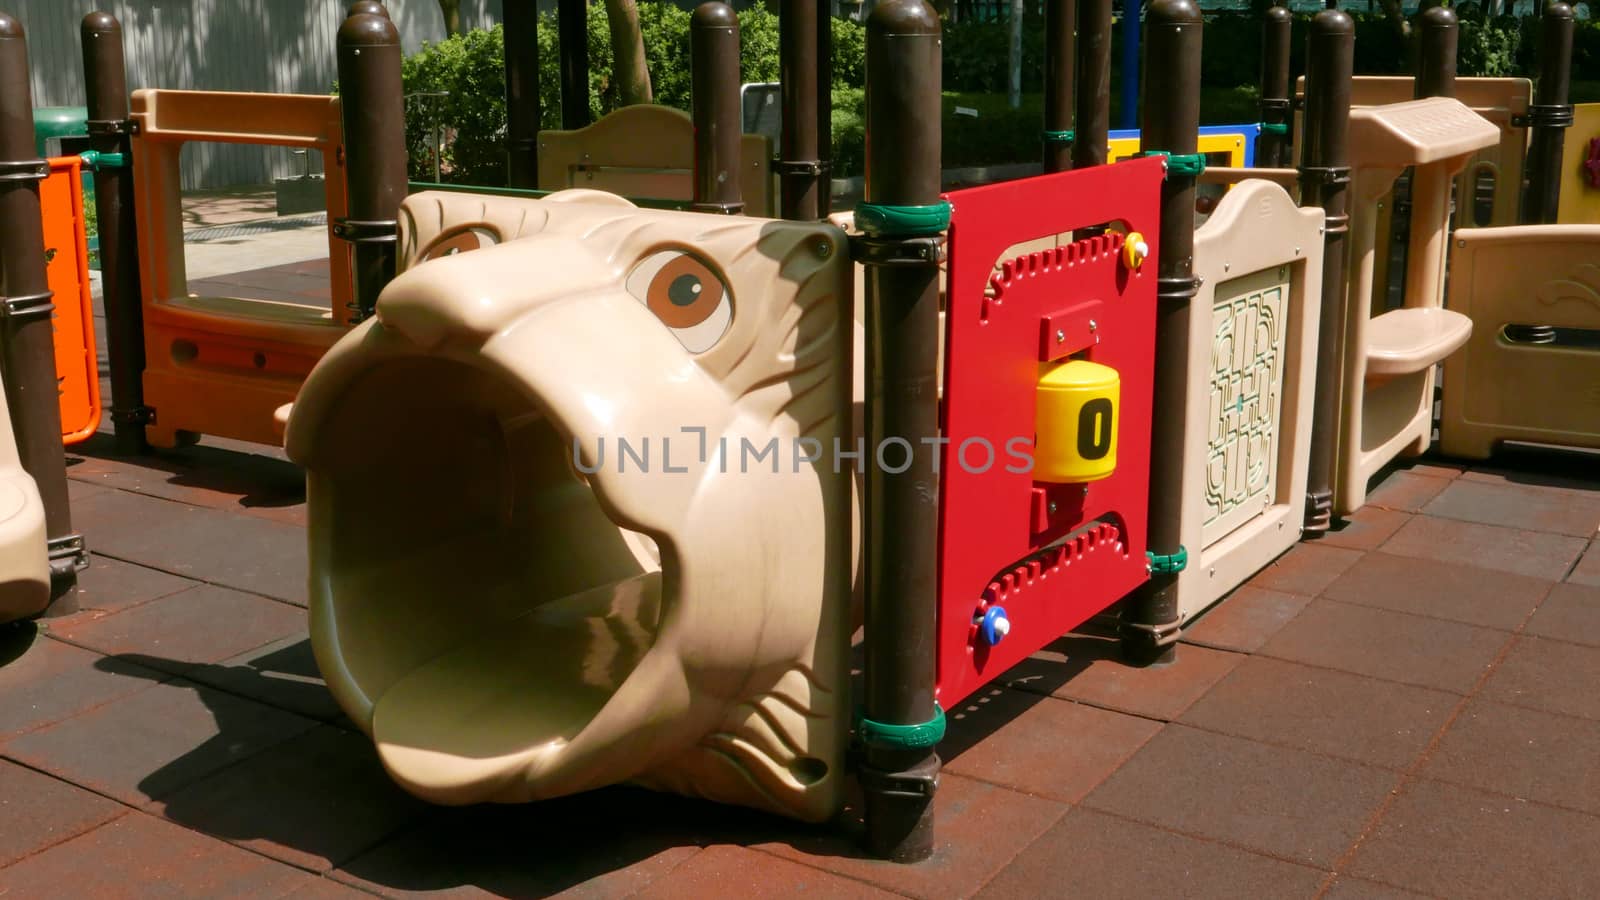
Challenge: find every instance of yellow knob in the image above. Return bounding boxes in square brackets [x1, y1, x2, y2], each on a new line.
[1122, 231, 1149, 270]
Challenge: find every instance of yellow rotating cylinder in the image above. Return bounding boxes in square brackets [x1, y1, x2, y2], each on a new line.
[1034, 359, 1119, 483]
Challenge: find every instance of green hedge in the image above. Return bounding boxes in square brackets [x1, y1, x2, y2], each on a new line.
[401, 5, 1600, 186]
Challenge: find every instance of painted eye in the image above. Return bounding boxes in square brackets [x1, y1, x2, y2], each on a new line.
[624, 249, 733, 354]
[422, 226, 499, 261]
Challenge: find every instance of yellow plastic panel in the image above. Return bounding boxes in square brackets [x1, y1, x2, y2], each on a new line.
[1035, 360, 1119, 483]
[1557, 103, 1600, 225]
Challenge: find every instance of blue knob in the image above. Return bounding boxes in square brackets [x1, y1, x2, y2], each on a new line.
[980, 606, 1011, 646]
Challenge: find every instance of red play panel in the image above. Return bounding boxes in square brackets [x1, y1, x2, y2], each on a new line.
[936, 156, 1163, 706]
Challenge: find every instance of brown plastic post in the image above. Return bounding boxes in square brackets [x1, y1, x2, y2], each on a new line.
[780, 0, 821, 219]
[81, 11, 146, 456]
[859, 0, 942, 865]
[1258, 5, 1293, 168]
[1522, 1, 1573, 224]
[1120, 0, 1200, 668]
[558, 0, 589, 129]
[0, 14, 84, 603]
[504, 0, 540, 188]
[817, 6, 833, 216]
[690, 3, 743, 215]
[1044, 0, 1076, 173]
[1073, 0, 1112, 169]
[1298, 8, 1353, 533]
[1415, 5, 1457, 99]
[336, 11, 407, 321]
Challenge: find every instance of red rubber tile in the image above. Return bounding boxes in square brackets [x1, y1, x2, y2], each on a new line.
[1321, 552, 1553, 631]
[0, 632, 166, 739]
[1315, 507, 1412, 552]
[152, 725, 425, 872]
[276, 877, 379, 899]
[334, 794, 707, 899]
[1379, 516, 1587, 582]
[1245, 542, 1365, 596]
[1480, 636, 1600, 721]
[1397, 461, 1465, 480]
[0, 759, 126, 868]
[1365, 470, 1450, 513]
[976, 808, 1327, 899]
[637, 846, 896, 899]
[1421, 477, 1600, 537]
[0, 812, 316, 897]
[2, 678, 316, 806]
[58, 554, 201, 618]
[1180, 586, 1311, 654]
[1346, 779, 1600, 899]
[46, 584, 305, 677]
[1179, 656, 1457, 770]
[182, 634, 345, 722]
[1568, 542, 1600, 588]
[1422, 698, 1600, 816]
[1322, 877, 1433, 899]
[941, 687, 1160, 802]
[756, 774, 1068, 900]
[70, 489, 308, 603]
[1004, 633, 1244, 721]
[1082, 725, 1396, 868]
[1259, 599, 1509, 694]
[1524, 582, 1600, 648]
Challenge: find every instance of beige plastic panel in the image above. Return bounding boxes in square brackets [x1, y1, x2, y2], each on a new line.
[1440, 225, 1600, 459]
[1558, 104, 1600, 225]
[537, 105, 775, 217]
[285, 189, 853, 822]
[130, 90, 352, 448]
[1170, 180, 1323, 623]
[1333, 98, 1498, 515]
[0, 361, 52, 624]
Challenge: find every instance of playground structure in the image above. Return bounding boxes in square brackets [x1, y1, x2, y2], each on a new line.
[0, 0, 1594, 867]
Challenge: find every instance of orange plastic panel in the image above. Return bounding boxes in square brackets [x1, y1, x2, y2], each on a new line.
[39, 156, 102, 444]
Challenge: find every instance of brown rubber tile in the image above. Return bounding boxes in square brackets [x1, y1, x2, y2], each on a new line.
[182, 634, 344, 722]
[1321, 552, 1553, 631]
[60, 554, 201, 617]
[65, 477, 110, 502]
[1180, 586, 1311, 653]
[756, 774, 1068, 900]
[1378, 515, 1587, 582]
[1459, 456, 1600, 494]
[333, 792, 713, 899]
[151, 725, 426, 872]
[276, 877, 378, 899]
[1365, 470, 1450, 513]
[1178, 656, 1457, 770]
[941, 687, 1160, 802]
[1397, 460, 1465, 480]
[0, 631, 166, 739]
[637, 846, 897, 899]
[1003, 635, 1242, 721]
[1082, 725, 1397, 868]
[70, 489, 309, 603]
[1245, 542, 1365, 596]
[1315, 506, 1412, 551]
[1346, 779, 1600, 899]
[1421, 477, 1600, 537]
[1258, 599, 1509, 694]
[1, 678, 317, 805]
[67, 445, 303, 516]
[975, 808, 1327, 899]
[1568, 542, 1600, 588]
[0, 759, 126, 868]
[1321, 877, 1433, 899]
[1421, 698, 1600, 816]
[1523, 582, 1600, 647]
[0, 812, 317, 897]
[1480, 636, 1600, 721]
[46, 584, 305, 677]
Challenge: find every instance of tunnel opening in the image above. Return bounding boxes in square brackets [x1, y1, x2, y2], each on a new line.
[306, 354, 664, 790]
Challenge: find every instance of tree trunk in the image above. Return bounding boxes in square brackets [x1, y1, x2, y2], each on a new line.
[438, 0, 461, 36]
[606, 0, 654, 105]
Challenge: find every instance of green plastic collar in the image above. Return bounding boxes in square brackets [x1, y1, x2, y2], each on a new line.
[78, 150, 126, 171]
[1135, 150, 1207, 178]
[855, 200, 952, 238]
[856, 704, 946, 750]
[1147, 546, 1189, 575]
[1041, 129, 1076, 145]
[1259, 122, 1290, 136]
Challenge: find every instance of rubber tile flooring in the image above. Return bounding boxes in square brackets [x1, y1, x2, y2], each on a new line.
[2, 431, 1598, 898]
